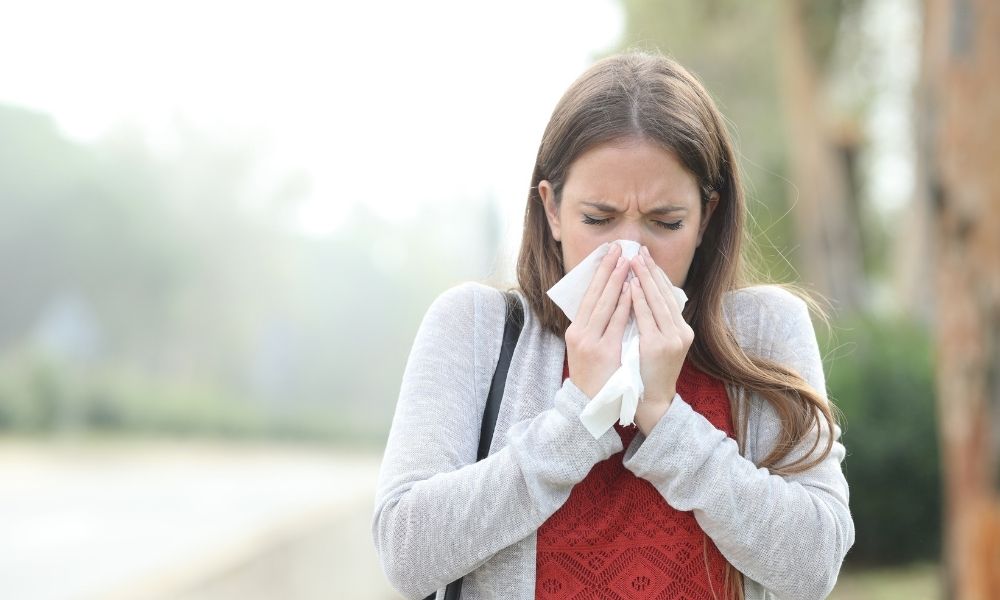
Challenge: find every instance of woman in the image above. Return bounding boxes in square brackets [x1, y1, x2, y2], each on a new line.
[373, 51, 853, 600]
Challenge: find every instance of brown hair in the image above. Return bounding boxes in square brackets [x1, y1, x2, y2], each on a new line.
[515, 51, 839, 600]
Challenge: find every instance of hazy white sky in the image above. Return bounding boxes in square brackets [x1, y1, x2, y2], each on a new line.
[0, 0, 624, 245]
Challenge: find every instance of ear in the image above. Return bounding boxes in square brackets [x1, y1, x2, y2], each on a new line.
[538, 180, 562, 242]
[696, 191, 719, 247]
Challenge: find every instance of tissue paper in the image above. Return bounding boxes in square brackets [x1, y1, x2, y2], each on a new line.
[547, 240, 688, 438]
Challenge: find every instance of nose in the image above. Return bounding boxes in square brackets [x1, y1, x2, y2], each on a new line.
[615, 220, 646, 248]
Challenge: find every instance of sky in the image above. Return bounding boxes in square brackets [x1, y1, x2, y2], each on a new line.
[0, 0, 624, 255]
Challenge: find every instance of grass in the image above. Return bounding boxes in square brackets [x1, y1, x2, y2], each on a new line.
[829, 563, 942, 600]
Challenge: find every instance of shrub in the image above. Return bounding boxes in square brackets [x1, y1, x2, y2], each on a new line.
[821, 315, 941, 565]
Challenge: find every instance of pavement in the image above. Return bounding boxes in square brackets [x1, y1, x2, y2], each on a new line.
[0, 438, 401, 600]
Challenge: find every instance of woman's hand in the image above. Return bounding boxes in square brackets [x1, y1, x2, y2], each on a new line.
[565, 243, 634, 399]
[629, 245, 694, 435]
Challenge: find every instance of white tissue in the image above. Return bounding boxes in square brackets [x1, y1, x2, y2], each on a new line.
[546, 240, 688, 438]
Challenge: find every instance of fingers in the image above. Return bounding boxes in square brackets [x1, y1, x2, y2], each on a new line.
[629, 251, 674, 331]
[630, 277, 658, 336]
[587, 255, 631, 332]
[602, 280, 632, 342]
[640, 246, 685, 328]
[631, 275, 694, 346]
[576, 243, 618, 324]
[641, 246, 674, 303]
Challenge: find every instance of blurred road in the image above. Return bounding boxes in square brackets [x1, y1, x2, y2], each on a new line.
[0, 439, 401, 600]
[0, 437, 943, 600]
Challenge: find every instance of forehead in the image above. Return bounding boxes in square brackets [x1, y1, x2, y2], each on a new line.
[561, 139, 701, 208]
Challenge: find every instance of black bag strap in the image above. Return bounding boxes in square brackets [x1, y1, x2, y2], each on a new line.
[425, 291, 524, 600]
[478, 291, 524, 460]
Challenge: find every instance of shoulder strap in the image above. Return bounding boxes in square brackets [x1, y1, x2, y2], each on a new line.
[478, 291, 524, 460]
[430, 291, 524, 600]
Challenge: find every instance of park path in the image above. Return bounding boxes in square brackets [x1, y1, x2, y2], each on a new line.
[0, 438, 400, 600]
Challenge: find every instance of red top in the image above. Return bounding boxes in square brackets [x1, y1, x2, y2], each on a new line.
[535, 355, 735, 599]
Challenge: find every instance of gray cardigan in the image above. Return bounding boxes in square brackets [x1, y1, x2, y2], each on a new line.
[373, 282, 854, 600]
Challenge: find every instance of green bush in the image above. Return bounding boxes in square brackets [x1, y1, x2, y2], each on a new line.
[0, 350, 379, 444]
[822, 315, 941, 566]
[0, 351, 258, 436]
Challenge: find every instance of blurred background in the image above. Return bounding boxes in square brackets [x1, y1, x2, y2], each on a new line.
[2, 0, 998, 598]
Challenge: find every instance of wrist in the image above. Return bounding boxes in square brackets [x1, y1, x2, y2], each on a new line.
[635, 392, 678, 436]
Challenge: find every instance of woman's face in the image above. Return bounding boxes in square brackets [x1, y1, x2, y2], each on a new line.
[539, 138, 718, 288]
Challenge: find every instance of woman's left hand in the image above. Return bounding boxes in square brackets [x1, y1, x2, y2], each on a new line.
[629, 246, 694, 435]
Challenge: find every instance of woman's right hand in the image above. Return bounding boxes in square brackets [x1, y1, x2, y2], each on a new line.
[564, 243, 633, 399]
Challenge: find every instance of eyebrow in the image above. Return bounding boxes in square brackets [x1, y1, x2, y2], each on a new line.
[580, 201, 688, 216]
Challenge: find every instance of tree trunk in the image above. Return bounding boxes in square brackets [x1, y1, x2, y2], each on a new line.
[921, 0, 1000, 598]
[775, 0, 866, 311]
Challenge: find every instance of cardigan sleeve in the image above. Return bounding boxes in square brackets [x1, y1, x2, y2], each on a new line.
[371, 283, 622, 599]
[622, 285, 854, 600]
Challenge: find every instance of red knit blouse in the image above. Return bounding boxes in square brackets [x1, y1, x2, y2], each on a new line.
[535, 355, 736, 599]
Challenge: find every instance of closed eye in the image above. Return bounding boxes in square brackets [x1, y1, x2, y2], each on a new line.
[582, 214, 684, 231]
[655, 220, 684, 231]
[582, 214, 610, 226]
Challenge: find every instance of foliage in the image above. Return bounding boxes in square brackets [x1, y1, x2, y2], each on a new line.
[0, 349, 388, 446]
[0, 103, 500, 445]
[0, 350, 257, 436]
[822, 314, 941, 565]
[830, 562, 941, 600]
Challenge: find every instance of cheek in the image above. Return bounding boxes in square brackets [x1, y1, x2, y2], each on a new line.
[561, 222, 610, 272]
[650, 236, 699, 284]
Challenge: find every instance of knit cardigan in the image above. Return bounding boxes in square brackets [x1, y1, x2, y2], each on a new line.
[373, 282, 854, 600]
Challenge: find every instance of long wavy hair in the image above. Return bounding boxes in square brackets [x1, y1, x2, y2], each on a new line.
[515, 51, 839, 600]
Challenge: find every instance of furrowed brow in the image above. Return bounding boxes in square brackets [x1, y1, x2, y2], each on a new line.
[580, 201, 622, 213]
[581, 201, 687, 216]
[645, 205, 688, 216]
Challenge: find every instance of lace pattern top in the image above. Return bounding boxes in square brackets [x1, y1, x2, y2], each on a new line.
[535, 355, 735, 599]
